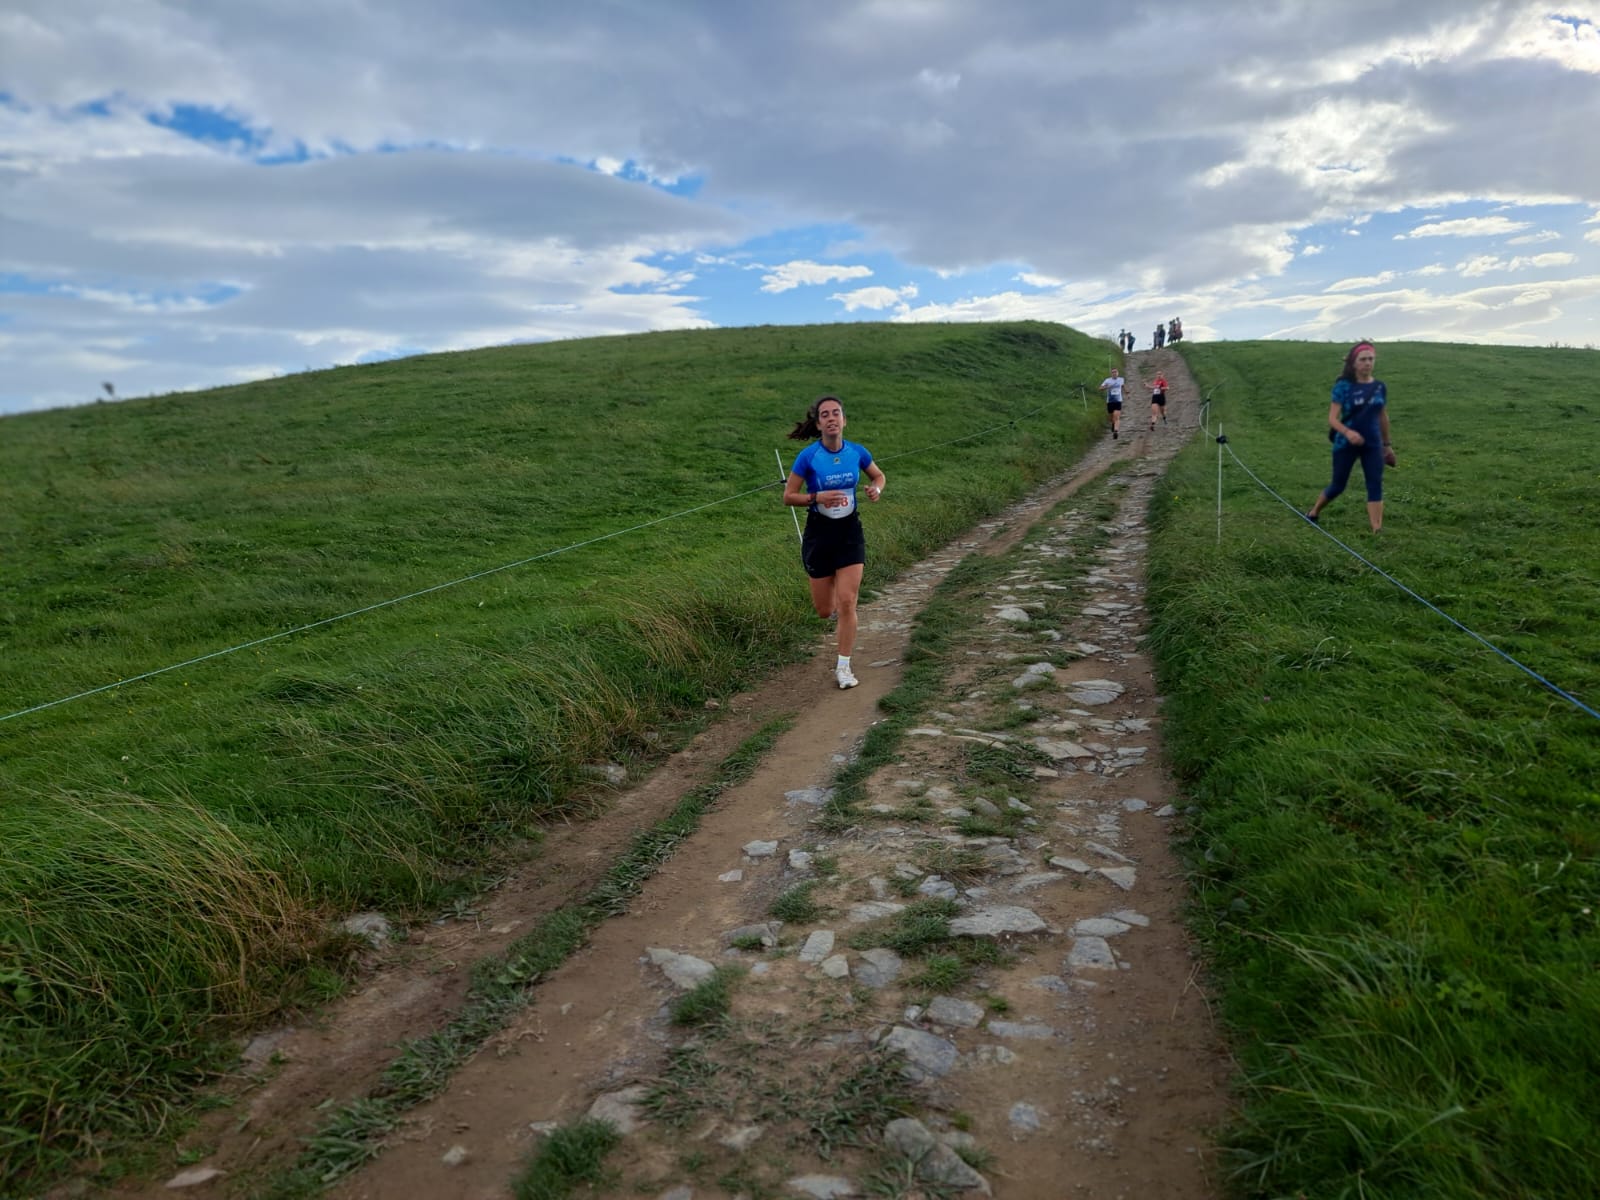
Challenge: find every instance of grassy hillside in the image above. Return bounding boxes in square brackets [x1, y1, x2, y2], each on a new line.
[1152, 341, 1599, 1198]
[0, 321, 1111, 1189]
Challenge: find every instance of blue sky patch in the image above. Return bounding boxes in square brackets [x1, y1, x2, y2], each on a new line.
[147, 103, 264, 150]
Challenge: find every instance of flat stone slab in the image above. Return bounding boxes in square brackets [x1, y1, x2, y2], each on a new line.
[799, 930, 836, 963]
[948, 905, 1047, 937]
[1008, 872, 1068, 893]
[1067, 680, 1126, 705]
[882, 1118, 992, 1195]
[786, 1175, 858, 1199]
[1048, 856, 1093, 874]
[1098, 867, 1138, 890]
[926, 996, 984, 1028]
[1009, 1101, 1044, 1135]
[743, 840, 779, 858]
[881, 1025, 959, 1081]
[1068, 937, 1118, 970]
[1032, 737, 1093, 760]
[856, 947, 904, 989]
[646, 948, 715, 990]
[1086, 840, 1133, 864]
[1012, 662, 1056, 689]
[1073, 917, 1131, 937]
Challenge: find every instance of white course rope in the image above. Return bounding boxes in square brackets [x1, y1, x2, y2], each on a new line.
[2, 401, 1051, 725]
[1216, 434, 1599, 723]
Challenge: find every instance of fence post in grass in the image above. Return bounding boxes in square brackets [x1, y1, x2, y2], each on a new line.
[1216, 423, 1224, 547]
[775, 449, 802, 542]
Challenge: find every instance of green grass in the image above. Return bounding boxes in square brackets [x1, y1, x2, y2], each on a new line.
[1155, 340, 1600, 1199]
[769, 881, 824, 924]
[512, 1119, 621, 1200]
[0, 320, 1111, 1191]
[669, 965, 743, 1028]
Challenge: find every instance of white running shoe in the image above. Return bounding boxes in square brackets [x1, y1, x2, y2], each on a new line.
[836, 664, 859, 689]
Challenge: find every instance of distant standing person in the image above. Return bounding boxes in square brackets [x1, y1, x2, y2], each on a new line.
[1306, 342, 1395, 533]
[1148, 372, 1168, 429]
[784, 395, 886, 689]
[1126, 331, 1137, 352]
[1153, 323, 1165, 349]
[1098, 368, 1125, 439]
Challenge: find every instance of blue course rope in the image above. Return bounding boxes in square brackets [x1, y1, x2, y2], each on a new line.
[2, 402, 1052, 726]
[1220, 438, 1600, 723]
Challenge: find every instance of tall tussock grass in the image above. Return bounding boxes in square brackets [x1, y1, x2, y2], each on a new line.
[1, 791, 317, 1178]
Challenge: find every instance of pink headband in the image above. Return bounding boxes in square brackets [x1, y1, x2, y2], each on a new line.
[1352, 342, 1375, 355]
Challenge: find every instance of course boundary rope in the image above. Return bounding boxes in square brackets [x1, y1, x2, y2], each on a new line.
[1, 403, 1048, 725]
[1216, 435, 1599, 723]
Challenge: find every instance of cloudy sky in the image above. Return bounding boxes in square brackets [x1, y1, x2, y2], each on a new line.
[3, 0, 1598, 415]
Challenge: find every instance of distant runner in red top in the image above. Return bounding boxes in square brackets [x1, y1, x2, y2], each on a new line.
[1149, 373, 1168, 430]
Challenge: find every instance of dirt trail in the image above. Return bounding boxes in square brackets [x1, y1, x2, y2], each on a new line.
[106, 348, 1228, 1200]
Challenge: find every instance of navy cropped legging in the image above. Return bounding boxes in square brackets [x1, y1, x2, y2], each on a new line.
[1323, 437, 1385, 503]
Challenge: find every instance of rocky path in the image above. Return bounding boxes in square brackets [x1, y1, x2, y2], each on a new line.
[129, 349, 1228, 1200]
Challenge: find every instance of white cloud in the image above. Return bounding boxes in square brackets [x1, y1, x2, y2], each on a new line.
[1397, 216, 1533, 239]
[1326, 272, 1398, 293]
[831, 284, 917, 311]
[1457, 252, 1578, 277]
[760, 261, 874, 294]
[5, 1, 1600, 411]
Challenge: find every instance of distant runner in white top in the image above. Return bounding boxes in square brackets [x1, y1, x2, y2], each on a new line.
[1098, 368, 1125, 440]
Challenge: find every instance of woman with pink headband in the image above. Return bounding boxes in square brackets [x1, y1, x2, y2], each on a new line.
[1306, 341, 1395, 532]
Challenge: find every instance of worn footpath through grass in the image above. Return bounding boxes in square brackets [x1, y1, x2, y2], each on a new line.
[288, 351, 1231, 1200]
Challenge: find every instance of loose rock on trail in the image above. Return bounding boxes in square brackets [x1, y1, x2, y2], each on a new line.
[114, 348, 1230, 1200]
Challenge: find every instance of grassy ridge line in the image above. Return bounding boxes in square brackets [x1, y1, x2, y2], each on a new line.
[0, 321, 1116, 1191]
[1149, 340, 1599, 1198]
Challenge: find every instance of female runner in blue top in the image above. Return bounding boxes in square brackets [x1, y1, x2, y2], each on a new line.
[783, 395, 887, 689]
[1306, 341, 1396, 532]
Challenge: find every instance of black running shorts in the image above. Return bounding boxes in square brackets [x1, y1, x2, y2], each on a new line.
[801, 511, 867, 579]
